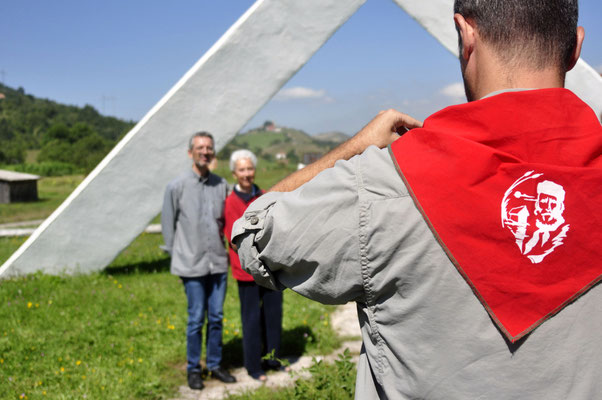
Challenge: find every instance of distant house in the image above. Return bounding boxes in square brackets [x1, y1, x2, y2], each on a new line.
[264, 121, 282, 133]
[275, 152, 287, 160]
[0, 170, 41, 203]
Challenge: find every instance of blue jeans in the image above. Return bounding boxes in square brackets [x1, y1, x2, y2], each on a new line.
[182, 273, 227, 372]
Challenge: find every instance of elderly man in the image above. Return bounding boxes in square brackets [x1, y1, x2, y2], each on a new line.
[233, 0, 602, 398]
[162, 132, 235, 390]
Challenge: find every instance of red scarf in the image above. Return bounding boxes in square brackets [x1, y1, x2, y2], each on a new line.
[390, 88, 602, 342]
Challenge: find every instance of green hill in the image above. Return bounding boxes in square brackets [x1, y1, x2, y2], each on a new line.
[0, 83, 134, 173]
[218, 125, 341, 164]
[0, 83, 343, 176]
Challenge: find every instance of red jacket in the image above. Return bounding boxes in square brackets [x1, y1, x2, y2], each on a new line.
[224, 186, 263, 281]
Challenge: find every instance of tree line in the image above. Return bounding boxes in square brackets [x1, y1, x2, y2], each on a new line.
[0, 83, 134, 173]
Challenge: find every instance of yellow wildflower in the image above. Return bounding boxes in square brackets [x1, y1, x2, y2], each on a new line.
[27, 302, 32, 308]
[76, 360, 81, 366]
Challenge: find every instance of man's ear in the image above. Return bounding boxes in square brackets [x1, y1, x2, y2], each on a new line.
[454, 13, 476, 62]
[566, 26, 585, 71]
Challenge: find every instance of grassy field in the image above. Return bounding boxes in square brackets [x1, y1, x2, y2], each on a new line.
[0, 233, 339, 399]
[0, 155, 294, 227]
[0, 175, 84, 224]
[0, 160, 350, 399]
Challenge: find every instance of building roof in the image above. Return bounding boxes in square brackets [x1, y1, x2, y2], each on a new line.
[0, 169, 41, 182]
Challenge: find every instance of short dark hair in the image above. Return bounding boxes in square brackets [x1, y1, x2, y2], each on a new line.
[454, 0, 578, 70]
[189, 131, 214, 150]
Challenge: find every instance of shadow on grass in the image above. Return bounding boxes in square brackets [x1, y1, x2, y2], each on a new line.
[103, 257, 171, 275]
[221, 325, 316, 369]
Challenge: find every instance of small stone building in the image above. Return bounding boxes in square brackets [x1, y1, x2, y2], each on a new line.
[0, 170, 41, 203]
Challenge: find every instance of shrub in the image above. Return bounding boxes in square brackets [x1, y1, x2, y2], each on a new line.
[6, 162, 82, 176]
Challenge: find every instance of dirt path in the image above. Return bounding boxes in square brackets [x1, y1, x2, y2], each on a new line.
[171, 302, 362, 400]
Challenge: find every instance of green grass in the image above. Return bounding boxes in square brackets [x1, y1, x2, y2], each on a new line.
[0, 237, 27, 265]
[0, 175, 84, 224]
[226, 350, 357, 400]
[0, 233, 339, 399]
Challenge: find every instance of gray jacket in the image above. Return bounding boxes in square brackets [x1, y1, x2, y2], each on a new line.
[233, 146, 602, 399]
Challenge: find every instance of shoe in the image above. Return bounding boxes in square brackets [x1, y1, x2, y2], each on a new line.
[262, 360, 282, 371]
[250, 371, 268, 382]
[210, 366, 236, 383]
[263, 360, 291, 373]
[187, 371, 204, 390]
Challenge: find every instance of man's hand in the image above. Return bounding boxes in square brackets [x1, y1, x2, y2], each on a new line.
[348, 109, 423, 154]
[269, 109, 422, 193]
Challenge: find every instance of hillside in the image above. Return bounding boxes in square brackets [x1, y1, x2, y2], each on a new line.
[218, 125, 340, 164]
[0, 83, 134, 171]
[313, 131, 350, 144]
[0, 83, 341, 175]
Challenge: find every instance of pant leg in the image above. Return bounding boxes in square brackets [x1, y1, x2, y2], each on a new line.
[205, 273, 227, 370]
[238, 280, 264, 376]
[182, 277, 207, 373]
[260, 286, 283, 367]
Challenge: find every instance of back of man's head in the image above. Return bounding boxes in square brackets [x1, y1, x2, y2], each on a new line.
[454, 0, 578, 71]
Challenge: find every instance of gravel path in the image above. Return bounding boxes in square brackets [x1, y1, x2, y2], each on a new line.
[0, 221, 162, 237]
[170, 302, 362, 400]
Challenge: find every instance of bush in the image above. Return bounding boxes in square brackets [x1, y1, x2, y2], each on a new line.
[6, 162, 82, 176]
[0, 141, 26, 164]
[292, 349, 356, 400]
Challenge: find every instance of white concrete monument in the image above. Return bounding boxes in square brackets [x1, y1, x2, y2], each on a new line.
[2, 0, 600, 277]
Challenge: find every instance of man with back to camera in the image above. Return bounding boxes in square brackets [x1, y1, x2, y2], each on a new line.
[232, 0, 602, 398]
[161, 132, 236, 390]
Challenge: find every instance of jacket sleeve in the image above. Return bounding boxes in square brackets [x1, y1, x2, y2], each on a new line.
[160, 182, 179, 255]
[223, 194, 237, 247]
[232, 155, 365, 305]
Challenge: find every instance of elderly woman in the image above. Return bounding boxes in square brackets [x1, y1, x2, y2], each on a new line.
[223, 149, 284, 382]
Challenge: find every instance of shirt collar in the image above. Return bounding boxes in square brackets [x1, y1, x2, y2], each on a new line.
[189, 168, 210, 183]
[480, 88, 534, 100]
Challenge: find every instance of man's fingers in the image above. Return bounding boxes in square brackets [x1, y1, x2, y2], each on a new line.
[380, 109, 423, 133]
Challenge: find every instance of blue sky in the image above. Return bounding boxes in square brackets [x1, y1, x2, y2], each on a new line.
[2, 0, 601, 136]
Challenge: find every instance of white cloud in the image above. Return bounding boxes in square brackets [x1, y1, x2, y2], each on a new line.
[275, 86, 332, 102]
[440, 82, 466, 99]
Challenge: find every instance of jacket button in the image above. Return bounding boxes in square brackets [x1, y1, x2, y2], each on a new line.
[249, 216, 259, 225]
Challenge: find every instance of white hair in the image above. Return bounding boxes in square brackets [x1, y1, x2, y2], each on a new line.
[229, 149, 258, 171]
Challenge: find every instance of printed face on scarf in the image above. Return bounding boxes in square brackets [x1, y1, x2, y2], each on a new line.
[534, 181, 565, 229]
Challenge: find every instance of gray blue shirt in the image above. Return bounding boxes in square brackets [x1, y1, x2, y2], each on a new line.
[161, 169, 228, 277]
